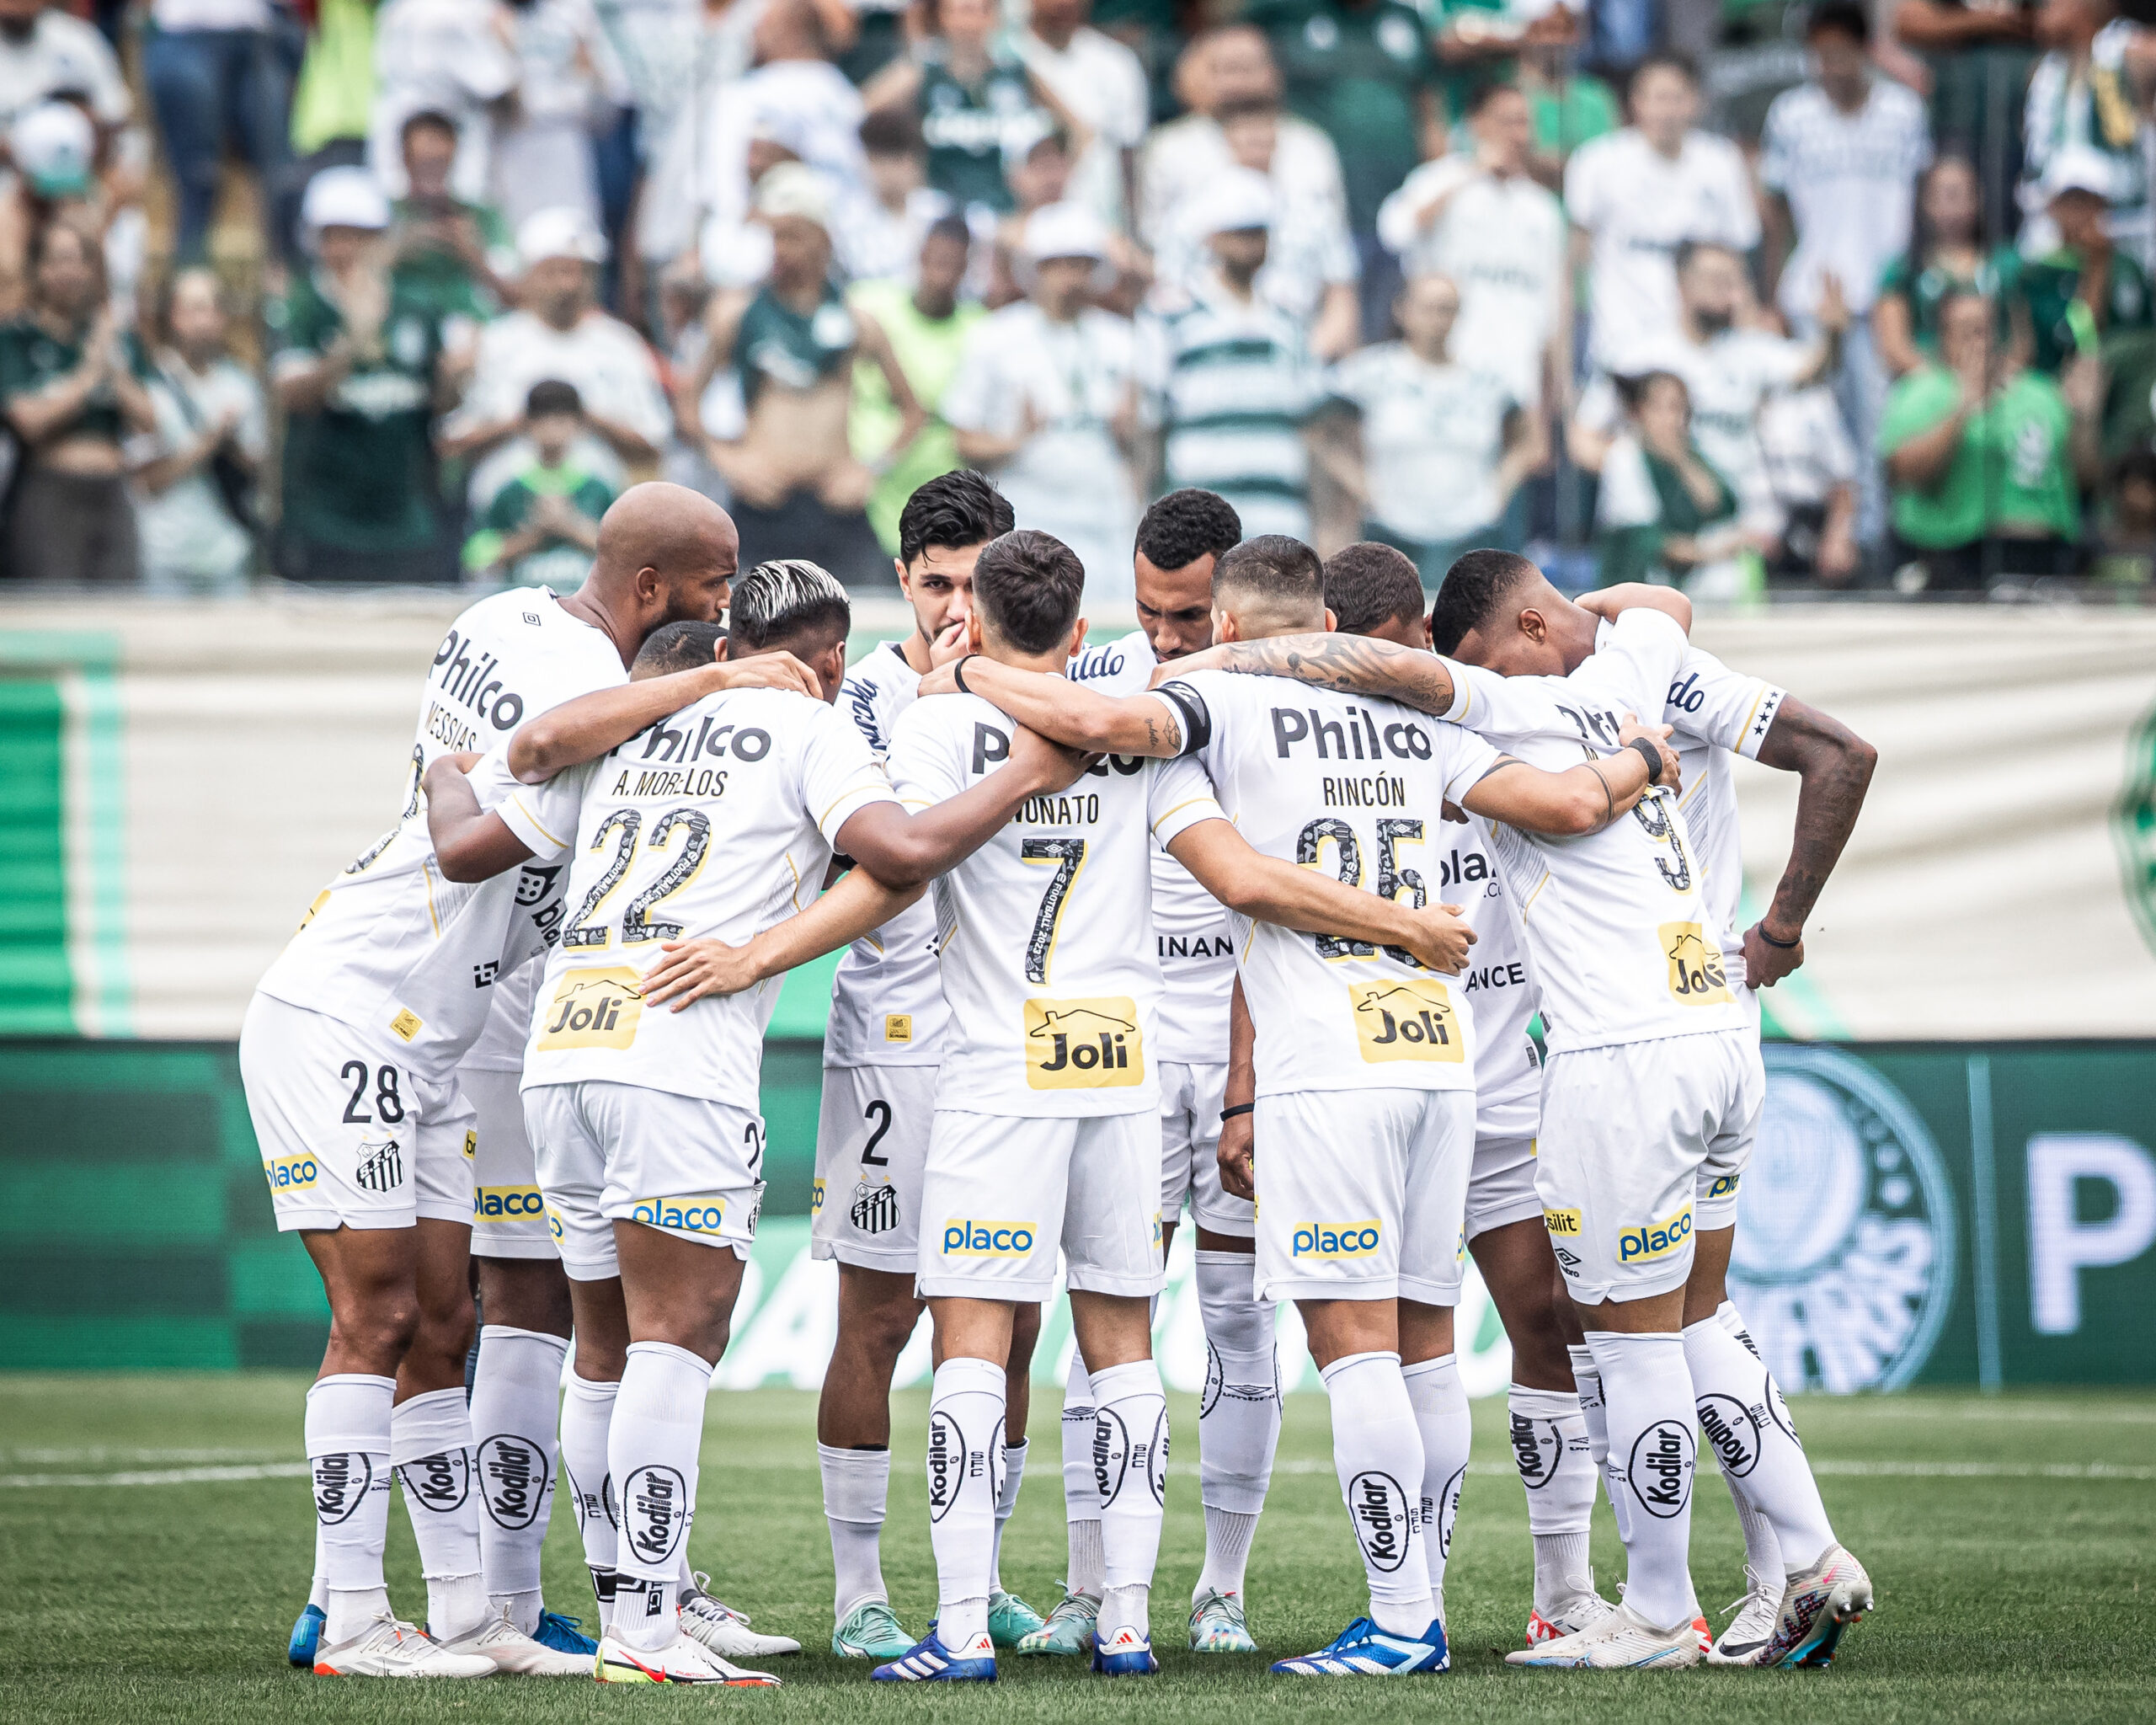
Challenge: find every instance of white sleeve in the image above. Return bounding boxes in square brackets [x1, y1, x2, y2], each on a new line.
[1593, 608, 1692, 714]
[1752, 333, 1815, 393]
[1757, 93, 1794, 195]
[603, 328, 673, 444]
[1435, 720, 1504, 805]
[1715, 142, 1762, 252]
[800, 702, 901, 847]
[1147, 752, 1226, 850]
[1561, 142, 1604, 232]
[1375, 162, 1444, 256]
[1665, 645, 1786, 761]
[499, 764, 588, 859]
[1574, 371, 1621, 436]
[887, 702, 970, 809]
[1442, 658, 1566, 738]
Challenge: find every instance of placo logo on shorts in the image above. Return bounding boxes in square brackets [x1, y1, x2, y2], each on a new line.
[1660, 921, 1734, 1007]
[264, 1153, 319, 1191]
[1617, 1204, 1694, 1264]
[1705, 1172, 1742, 1200]
[474, 1185, 545, 1220]
[1023, 997, 1144, 1089]
[630, 1196, 727, 1236]
[941, 1220, 1035, 1258]
[1543, 1207, 1582, 1236]
[810, 1177, 826, 1215]
[1349, 979, 1465, 1064]
[884, 1013, 912, 1044]
[546, 1207, 565, 1242]
[1291, 1220, 1382, 1259]
[536, 968, 644, 1051]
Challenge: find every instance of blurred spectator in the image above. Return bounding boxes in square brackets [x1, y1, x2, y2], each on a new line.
[849, 213, 980, 553]
[1876, 153, 2024, 375]
[442, 207, 669, 507]
[1759, 1, 1932, 546]
[0, 0, 129, 136]
[1879, 288, 2100, 589]
[1514, 27, 1619, 189]
[1893, 0, 2036, 242]
[1565, 52, 1758, 369]
[2017, 146, 2153, 373]
[1140, 169, 1320, 538]
[1018, 0, 1148, 231]
[945, 200, 1140, 596]
[278, 0, 376, 259]
[846, 105, 940, 285]
[1376, 80, 1565, 410]
[269, 167, 459, 583]
[1596, 370, 1761, 595]
[1319, 270, 1543, 583]
[686, 164, 924, 584]
[389, 109, 516, 318]
[2015, 0, 2143, 259]
[369, 0, 517, 205]
[0, 216, 152, 582]
[135, 265, 265, 593]
[26, 95, 151, 328]
[863, 0, 1058, 218]
[490, 0, 628, 231]
[142, 0, 290, 262]
[1212, 96, 1358, 357]
[462, 377, 614, 587]
[1, 101, 99, 317]
[2090, 443, 2156, 584]
[1758, 381, 1863, 585]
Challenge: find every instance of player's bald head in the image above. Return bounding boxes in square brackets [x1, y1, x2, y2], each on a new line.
[588, 482, 740, 635]
[1429, 548, 1574, 676]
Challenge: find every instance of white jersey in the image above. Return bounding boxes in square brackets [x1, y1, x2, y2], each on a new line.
[825, 640, 949, 1069]
[1445, 814, 1542, 1140]
[1070, 630, 1237, 1066]
[1155, 669, 1502, 1099]
[410, 587, 628, 1071]
[1439, 611, 1749, 1055]
[885, 690, 1218, 1118]
[508, 687, 897, 1107]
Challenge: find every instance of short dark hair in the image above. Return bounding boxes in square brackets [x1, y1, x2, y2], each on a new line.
[731, 559, 852, 651]
[400, 108, 459, 145]
[973, 530, 1086, 654]
[1628, 50, 1700, 101]
[1428, 549, 1540, 656]
[1214, 534, 1324, 612]
[858, 105, 924, 158]
[1134, 489, 1242, 574]
[1613, 368, 1689, 414]
[526, 378, 584, 419]
[898, 469, 1014, 569]
[1465, 80, 1525, 118]
[632, 620, 727, 676]
[1806, 0, 1870, 44]
[924, 213, 972, 252]
[1324, 542, 1426, 638]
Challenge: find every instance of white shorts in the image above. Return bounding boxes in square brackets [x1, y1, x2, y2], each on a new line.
[240, 994, 474, 1233]
[813, 1065, 937, 1274]
[1251, 1087, 1475, 1306]
[1465, 1134, 1542, 1242]
[463, 1067, 556, 1262]
[1159, 1060, 1254, 1239]
[1536, 1029, 1765, 1306]
[522, 1080, 765, 1282]
[917, 1109, 1163, 1302]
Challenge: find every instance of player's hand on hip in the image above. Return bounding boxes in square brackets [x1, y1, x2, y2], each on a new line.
[641, 938, 763, 1010]
[1217, 1112, 1255, 1201]
[1399, 901, 1476, 974]
[1617, 713, 1682, 795]
[1742, 920, 1805, 990]
[714, 651, 822, 699]
[1009, 724, 1099, 793]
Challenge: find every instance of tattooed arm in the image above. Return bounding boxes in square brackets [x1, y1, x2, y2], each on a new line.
[918, 654, 1189, 756]
[1744, 695, 1878, 987]
[1168, 633, 1464, 716]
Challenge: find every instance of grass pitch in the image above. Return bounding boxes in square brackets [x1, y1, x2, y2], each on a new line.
[2, 1376, 2150, 1724]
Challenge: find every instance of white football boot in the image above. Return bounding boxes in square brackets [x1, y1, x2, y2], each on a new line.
[595, 1628, 782, 1685]
[312, 1614, 498, 1679]
[1705, 1566, 1785, 1666]
[679, 1573, 802, 1658]
[434, 1605, 592, 1675]
[1505, 1600, 1701, 1669]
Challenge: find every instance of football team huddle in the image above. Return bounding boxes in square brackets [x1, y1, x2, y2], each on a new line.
[241, 469, 1881, 1685]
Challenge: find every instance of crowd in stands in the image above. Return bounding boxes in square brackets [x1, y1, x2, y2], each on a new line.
[3, 0, 2155, 596]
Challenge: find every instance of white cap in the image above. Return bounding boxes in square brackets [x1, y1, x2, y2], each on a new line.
[1025, 200, 1109, 264]
[1185, 168, 1275, 241]
[301, 164, 391, 238]
[753, 161, 833, 228]
[2042, 146, 2117, 203]
[10, 100, 92, 198]
[517, 206, 609, 270]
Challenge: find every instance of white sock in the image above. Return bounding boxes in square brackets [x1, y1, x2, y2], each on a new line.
[389, 1386, 488, 1641]
[1401, 1353, 1470, 1622]
[990, 1439, 1026, 1592]
[559, 1370, 619, 1631]
[1060, 1350, 1103, 1598]
[470, 1324, 568, 1630]
[1509, 1383, 1599, 1615]
[1194, 1251, 1278, 1601]
[1568, 1342, 1630, 1546]
[1584, 1330, 1697, 1633]
[1717, 1302, 1786, 1581]
[1318, 1351, 1433, 1638]
[1091, 1358, 1167, 1642]
[927, 1356, 1003, 1648]
[820, 1444, 891, 1620]
[306, 1374, 395, 1647]
[1684, 1310, 1833, 1573]
[307, 1525, 328, 1612]
[608, 1342, 712, 1652]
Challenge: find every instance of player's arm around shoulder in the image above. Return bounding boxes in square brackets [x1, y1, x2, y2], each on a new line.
[1456, 715, 1678, 837]
[917, 651, 1194, 757]
[1168, 632, 1465, 717]
[1576, 582, 1694, 635]
[425, 750, 546, 882]
[505, 652, 823, 782]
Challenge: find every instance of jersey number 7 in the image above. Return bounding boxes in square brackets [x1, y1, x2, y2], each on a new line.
[1021, 838, 1086, 985]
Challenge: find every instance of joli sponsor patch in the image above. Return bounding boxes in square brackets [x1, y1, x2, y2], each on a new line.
[1348, 979, 1465, 1064]
[537, 967, 645, 1051]
[1022, 996, 1143, 1089]
[1660, 921, 1734, 1007]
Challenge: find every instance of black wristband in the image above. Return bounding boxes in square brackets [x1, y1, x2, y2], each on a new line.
[1219, 1102, 1255, 1122]
[1754, 922, 1801, 949]
[1627, 734, 1664, 785]
[952, 654, 974, 696]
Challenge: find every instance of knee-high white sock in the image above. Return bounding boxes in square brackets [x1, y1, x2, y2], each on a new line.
[1568, 1342, 1630, 1546]
[989, 1439, 1026, 1592]
[1584, 1331, 1697, 1633]
[1509, 1383, 1599, 1615]
[306, 1374, 395, 1648]
[927, 1357, 1004, 1650]
[559, 1370, 619, 1630]
[1685, 1310, 1832, 1573]
[1060, 1350, 1104, 1597]
[469, 1324, 568, 1631]
[390, 1386, 488, 1641]
[1318, 1351, 1433, 1638]
[1194, 1251, 1278, 1603]
[1091, 1358, 1167, 1643]
[1716, 1302, 1785, 1583]
[608, 1342, 712, 1652]
[307, 1525, 328, 1612]
[1401, 1354, 1470, 1624]
[820, 1445, 891, 1620]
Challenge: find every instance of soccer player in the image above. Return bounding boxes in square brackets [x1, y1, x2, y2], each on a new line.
[921, 534, 1678, 1678]
[425, 559, 1093, 1685]
[1057, 487, 1281, 1659]
[813, 472, 1047, 1661]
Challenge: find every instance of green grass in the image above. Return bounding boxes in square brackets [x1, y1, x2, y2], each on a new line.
[3, 1377, 2153, 1722]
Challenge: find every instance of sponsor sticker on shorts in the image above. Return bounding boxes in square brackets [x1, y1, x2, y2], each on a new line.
[462, 1130, 478, 1162]
[1291, 1220, 1383, 1259]
[1023, 996, 1143, 1090]
[473, 1185, 546, 1220]
[1705, 1172, 1741, 1199]
[810, 1177, 826, 1215]
[537, 968, 644, 1051]
[264, 1153, 319, 1192]
[1617, 1204, 1694, 1265]
[1348, 979, 1465, 1064]
[941, 1220, 1036, 1258]
[1660, 921, 1734, 1007]
[629, 1195, 728, 1236]
[883, 1013, 912, 1044]
[1543, 1207, 1582, 1236]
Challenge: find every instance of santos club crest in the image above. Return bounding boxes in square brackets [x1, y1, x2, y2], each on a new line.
[1730, 1045, 1956, 1391]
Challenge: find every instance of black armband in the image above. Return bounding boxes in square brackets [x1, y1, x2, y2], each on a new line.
[1219, 1102, 1255, 1122]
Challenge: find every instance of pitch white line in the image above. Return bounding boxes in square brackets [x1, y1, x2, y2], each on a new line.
[0, 1463, 312, 1489]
